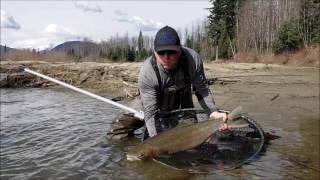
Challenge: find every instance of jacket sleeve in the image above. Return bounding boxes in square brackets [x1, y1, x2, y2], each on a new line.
[138, 61, 160, 137]
[189, 50, 218, 114]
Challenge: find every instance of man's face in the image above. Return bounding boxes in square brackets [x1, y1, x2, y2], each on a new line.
[155, 50, 181, 70]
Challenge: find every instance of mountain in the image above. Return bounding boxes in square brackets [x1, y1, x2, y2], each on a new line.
[0, 45, 17, 54]
[50, 41, 99, 52]
[1, 41, 100, 55]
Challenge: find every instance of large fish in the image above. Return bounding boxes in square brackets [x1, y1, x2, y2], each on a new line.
[127, 106, 244, 161]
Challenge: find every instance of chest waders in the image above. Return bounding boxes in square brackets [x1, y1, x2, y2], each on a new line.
[143, 53, 195, 140]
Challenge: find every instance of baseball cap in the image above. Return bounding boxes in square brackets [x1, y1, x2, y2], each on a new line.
[154, 26, 181, 52]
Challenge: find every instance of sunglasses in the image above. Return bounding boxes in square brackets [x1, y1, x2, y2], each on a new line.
[156, 50, 178, 55]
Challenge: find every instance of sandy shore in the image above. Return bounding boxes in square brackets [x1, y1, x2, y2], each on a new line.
[1, 60, 319, 118]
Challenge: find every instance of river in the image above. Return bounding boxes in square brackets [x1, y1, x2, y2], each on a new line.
[1, 88, 319, 179]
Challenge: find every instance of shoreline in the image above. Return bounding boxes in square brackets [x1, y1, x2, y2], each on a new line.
[0, 61, 320, 97]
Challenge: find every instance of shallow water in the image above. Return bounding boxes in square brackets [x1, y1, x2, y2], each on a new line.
[1, 88, 319, 179]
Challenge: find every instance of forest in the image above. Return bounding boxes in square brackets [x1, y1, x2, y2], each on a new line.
[1, 0, 319, 63]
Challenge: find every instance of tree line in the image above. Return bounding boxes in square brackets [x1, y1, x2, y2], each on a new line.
[62, 31, 154, 62]
[2, 0, 319, 62]
[206, 0, 319, 59]
[72, 0, 319, 61]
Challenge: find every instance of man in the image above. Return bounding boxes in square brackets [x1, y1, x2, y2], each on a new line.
[138, 25, 228, 139]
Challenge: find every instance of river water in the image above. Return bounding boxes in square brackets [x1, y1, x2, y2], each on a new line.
[1, 88, 319, 179]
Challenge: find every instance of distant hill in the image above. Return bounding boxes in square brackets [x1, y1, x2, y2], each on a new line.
[0, 45, 17, 54]
[1, 41, 100, 56]
[51, 41, 99, 53]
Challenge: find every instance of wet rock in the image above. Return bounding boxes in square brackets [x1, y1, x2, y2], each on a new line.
[0, 72, 39, 88]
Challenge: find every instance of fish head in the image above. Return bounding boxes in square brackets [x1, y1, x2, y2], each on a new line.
[127, 146, 147, 161]
[127, 150, 145, 161]
[127, 144, 160, 161]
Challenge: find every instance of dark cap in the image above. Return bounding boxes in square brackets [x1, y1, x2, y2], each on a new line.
[154, 26, 181, 52]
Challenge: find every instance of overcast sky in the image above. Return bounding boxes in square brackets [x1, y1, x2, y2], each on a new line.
[1, 1, 211, 50]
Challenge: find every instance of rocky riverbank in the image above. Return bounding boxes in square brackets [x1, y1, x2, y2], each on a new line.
[1, 60, 319, 114]
[0, 61, 142, 98]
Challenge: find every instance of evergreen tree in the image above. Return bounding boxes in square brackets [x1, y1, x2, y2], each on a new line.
[138, 30, 144, 52]
[272, 20, 303, 54]
[207, 0, 237, 59]
[127, 46, 135, 62]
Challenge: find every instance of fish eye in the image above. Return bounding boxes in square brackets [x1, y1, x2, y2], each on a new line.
[138, 153, 144, 159]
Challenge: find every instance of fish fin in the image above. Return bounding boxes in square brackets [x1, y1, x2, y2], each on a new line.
[228, 106, 242, 121]
[152, 158, 183, 171]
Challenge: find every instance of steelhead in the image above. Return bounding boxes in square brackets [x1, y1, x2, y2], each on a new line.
[127, 106, 243, 161]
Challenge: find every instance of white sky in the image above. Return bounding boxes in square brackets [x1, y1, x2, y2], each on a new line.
[1, 1, 211, 50]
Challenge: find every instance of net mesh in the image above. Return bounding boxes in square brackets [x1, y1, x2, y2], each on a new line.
[153, 108, 265, 172]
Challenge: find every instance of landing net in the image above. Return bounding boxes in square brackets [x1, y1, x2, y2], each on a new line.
[154, 108, 265, 172]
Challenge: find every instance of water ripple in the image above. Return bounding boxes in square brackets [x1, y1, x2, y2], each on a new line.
[0, 88, 128, 179]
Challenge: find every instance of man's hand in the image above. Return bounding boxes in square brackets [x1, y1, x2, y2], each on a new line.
[209, 111, 228, 122]
[209, 111, 230, 131]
